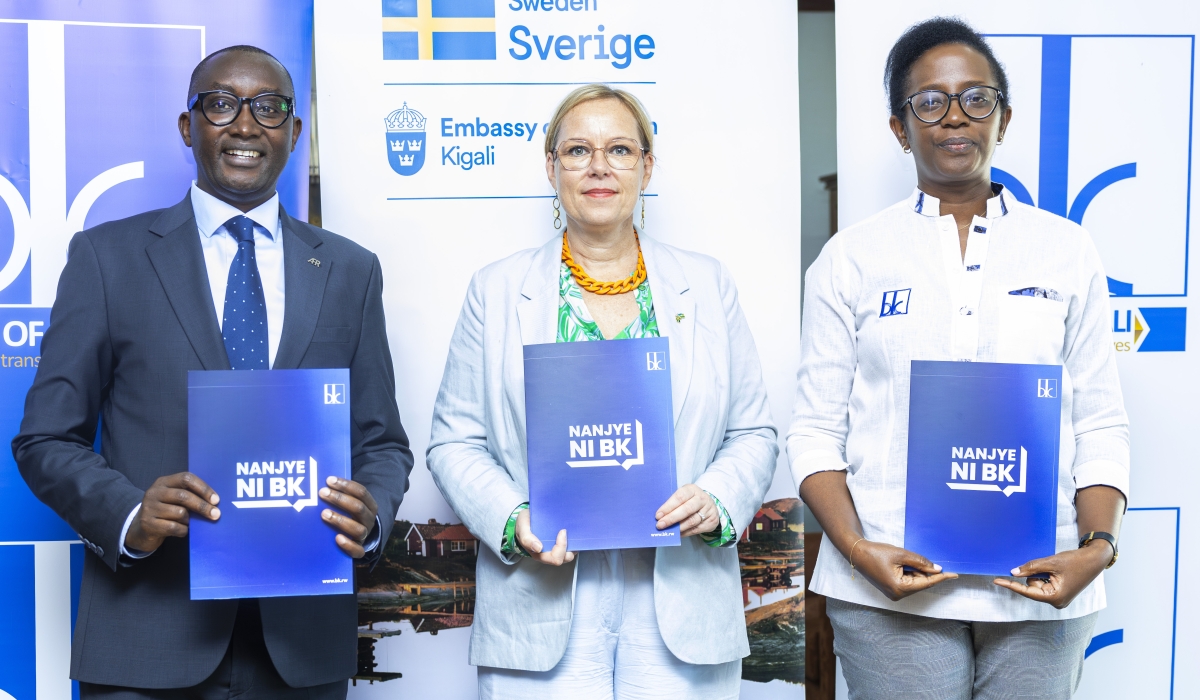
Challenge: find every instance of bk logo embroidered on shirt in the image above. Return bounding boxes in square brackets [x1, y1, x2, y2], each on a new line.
[880, 289, 912, 318]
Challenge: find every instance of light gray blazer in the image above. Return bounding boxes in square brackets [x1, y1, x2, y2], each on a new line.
[427, 234, 778, 671]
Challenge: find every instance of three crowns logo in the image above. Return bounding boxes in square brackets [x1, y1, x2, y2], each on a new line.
[385, 103, 427, 176]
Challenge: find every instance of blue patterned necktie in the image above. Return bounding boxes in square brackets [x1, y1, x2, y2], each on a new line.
[221, 215, 269, 370]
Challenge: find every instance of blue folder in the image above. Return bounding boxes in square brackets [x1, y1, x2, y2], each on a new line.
[524, 338, 679, 551]
[904, 361, 1062, 576]
[188, 369, 353, 599]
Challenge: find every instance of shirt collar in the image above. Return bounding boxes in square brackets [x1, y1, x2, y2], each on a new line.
[190, 181, 280, 240]
[909, 182, 1011, 219]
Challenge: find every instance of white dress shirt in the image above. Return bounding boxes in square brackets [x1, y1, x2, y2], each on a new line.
[788, 186, 1129, 622]
[120, 184, 379, 558]
[191, 182, 287, 366]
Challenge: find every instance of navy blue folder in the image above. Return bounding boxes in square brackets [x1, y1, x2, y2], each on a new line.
[904, 361, 1062, 576]
[188, 369, 353, 599]
[524, 338, 680, 550]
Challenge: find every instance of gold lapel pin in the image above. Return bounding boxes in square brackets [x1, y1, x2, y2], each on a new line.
[308, 258, 321, 268]
[675, 313, 685, 323]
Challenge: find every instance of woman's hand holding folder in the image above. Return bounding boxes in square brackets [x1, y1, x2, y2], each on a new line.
[515, 507, 576, 566]
[800, 470, 959, 601]
[993, 484, 1125, 609]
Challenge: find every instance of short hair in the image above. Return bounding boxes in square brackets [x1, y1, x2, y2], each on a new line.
[884, 17, 1010, 119]
[544, 84, 654, 155]
[187, 45, 294, 99]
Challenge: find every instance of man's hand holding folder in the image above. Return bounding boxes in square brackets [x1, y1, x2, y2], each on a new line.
[126, 472, 379, 559]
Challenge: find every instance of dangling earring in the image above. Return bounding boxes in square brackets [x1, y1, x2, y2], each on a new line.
[997, 136, 1004, 145]
[639, 192, 646, 231]
[552, 192, 562, 230]
[903, 144, 912, 154]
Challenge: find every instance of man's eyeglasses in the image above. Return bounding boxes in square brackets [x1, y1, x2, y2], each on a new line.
[187, 90, 294, 129]
[904, 86, 1004, 124]
[554, 139, 647, 171]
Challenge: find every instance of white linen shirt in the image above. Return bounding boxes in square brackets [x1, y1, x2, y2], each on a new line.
[788, 186, 1130, 622]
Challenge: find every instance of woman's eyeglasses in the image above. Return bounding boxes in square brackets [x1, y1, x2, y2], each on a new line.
[554, 139, 647, 171]
[903, 86, 1004, 124]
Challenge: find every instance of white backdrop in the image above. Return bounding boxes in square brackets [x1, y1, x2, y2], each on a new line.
[314, 1, 802, 697]
[835, 1, 1194, 697]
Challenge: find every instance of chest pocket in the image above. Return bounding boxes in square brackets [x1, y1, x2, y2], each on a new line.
[996, 295, 1066, 364]
[311, 326, 353, 343]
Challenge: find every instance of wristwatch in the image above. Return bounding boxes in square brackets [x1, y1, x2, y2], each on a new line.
[1078, 531, 1118, 569]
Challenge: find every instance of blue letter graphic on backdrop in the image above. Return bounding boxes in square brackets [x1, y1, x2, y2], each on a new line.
[0, 3, 314, 698]
[987, 35, 1141, 296]
[0, 546, 36, 700]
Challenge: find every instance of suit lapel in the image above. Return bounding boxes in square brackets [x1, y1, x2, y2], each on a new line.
[272, 211, 329, 370]
[515, 236, 561, 346]
[641, 237, 694, 426]
[146, 194, 230, 370]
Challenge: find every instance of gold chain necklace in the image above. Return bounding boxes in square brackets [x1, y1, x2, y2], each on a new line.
[561, 231, 647, 295]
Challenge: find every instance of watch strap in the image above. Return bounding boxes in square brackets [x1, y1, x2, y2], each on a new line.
[1079, 531, 1119, 569]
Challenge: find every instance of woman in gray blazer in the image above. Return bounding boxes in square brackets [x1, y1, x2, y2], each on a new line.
[427, 84, 778, 699]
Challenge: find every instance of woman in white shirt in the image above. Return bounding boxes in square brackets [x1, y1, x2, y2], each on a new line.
[789, 17, 1129, 699]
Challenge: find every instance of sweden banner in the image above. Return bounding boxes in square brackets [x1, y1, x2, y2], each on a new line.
[383, 0, 497, 60]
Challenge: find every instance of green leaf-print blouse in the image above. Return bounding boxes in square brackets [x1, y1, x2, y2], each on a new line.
[500, 263, 735, 557]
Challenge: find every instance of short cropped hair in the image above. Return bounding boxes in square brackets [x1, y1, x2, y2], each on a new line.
[544, 84, 654, 155]
[188, 45, 294, 99]
[884, 17, 1010, 118]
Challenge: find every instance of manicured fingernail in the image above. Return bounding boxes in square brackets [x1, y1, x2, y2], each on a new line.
[933, 564, 942, 572]
[210, 508, 220, 520]
[327, 476, 337, 486]
[1011, 567, 1020, 576]
[323, 510, 333, 519]
[210, 494, 220, 505]
[320, 488, 331, 498]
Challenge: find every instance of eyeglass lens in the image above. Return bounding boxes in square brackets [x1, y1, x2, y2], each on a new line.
[911, 86, 999, 123]
[201, 92, 291, 128]
[557, 140, 643, 170]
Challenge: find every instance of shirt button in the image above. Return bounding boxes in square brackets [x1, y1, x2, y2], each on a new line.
[959, 306, 973, 316]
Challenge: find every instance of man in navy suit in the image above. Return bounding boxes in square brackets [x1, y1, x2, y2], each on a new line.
[13, 46, 412, 699]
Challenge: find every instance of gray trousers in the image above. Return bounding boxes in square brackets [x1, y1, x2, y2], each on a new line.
[826, 598, 1098, 700]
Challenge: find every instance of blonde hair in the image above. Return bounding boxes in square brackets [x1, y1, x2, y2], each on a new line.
[544, 84, 654, 155]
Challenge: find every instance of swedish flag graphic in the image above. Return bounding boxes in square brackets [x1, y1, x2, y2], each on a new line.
[383, 0, 497, 60]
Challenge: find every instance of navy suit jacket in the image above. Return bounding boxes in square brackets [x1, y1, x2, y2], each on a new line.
[13, 193, 412, 689]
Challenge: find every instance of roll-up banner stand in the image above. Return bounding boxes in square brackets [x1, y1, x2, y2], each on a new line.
[314, 1, 802, 697]
[835, 1, 1194, 697]
[0, 2, 313, 698]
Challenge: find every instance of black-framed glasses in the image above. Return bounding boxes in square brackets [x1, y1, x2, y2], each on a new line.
[904, 86, 1004, 124]
[554, 139, 647, 171]
[187, 90, 294, 129]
